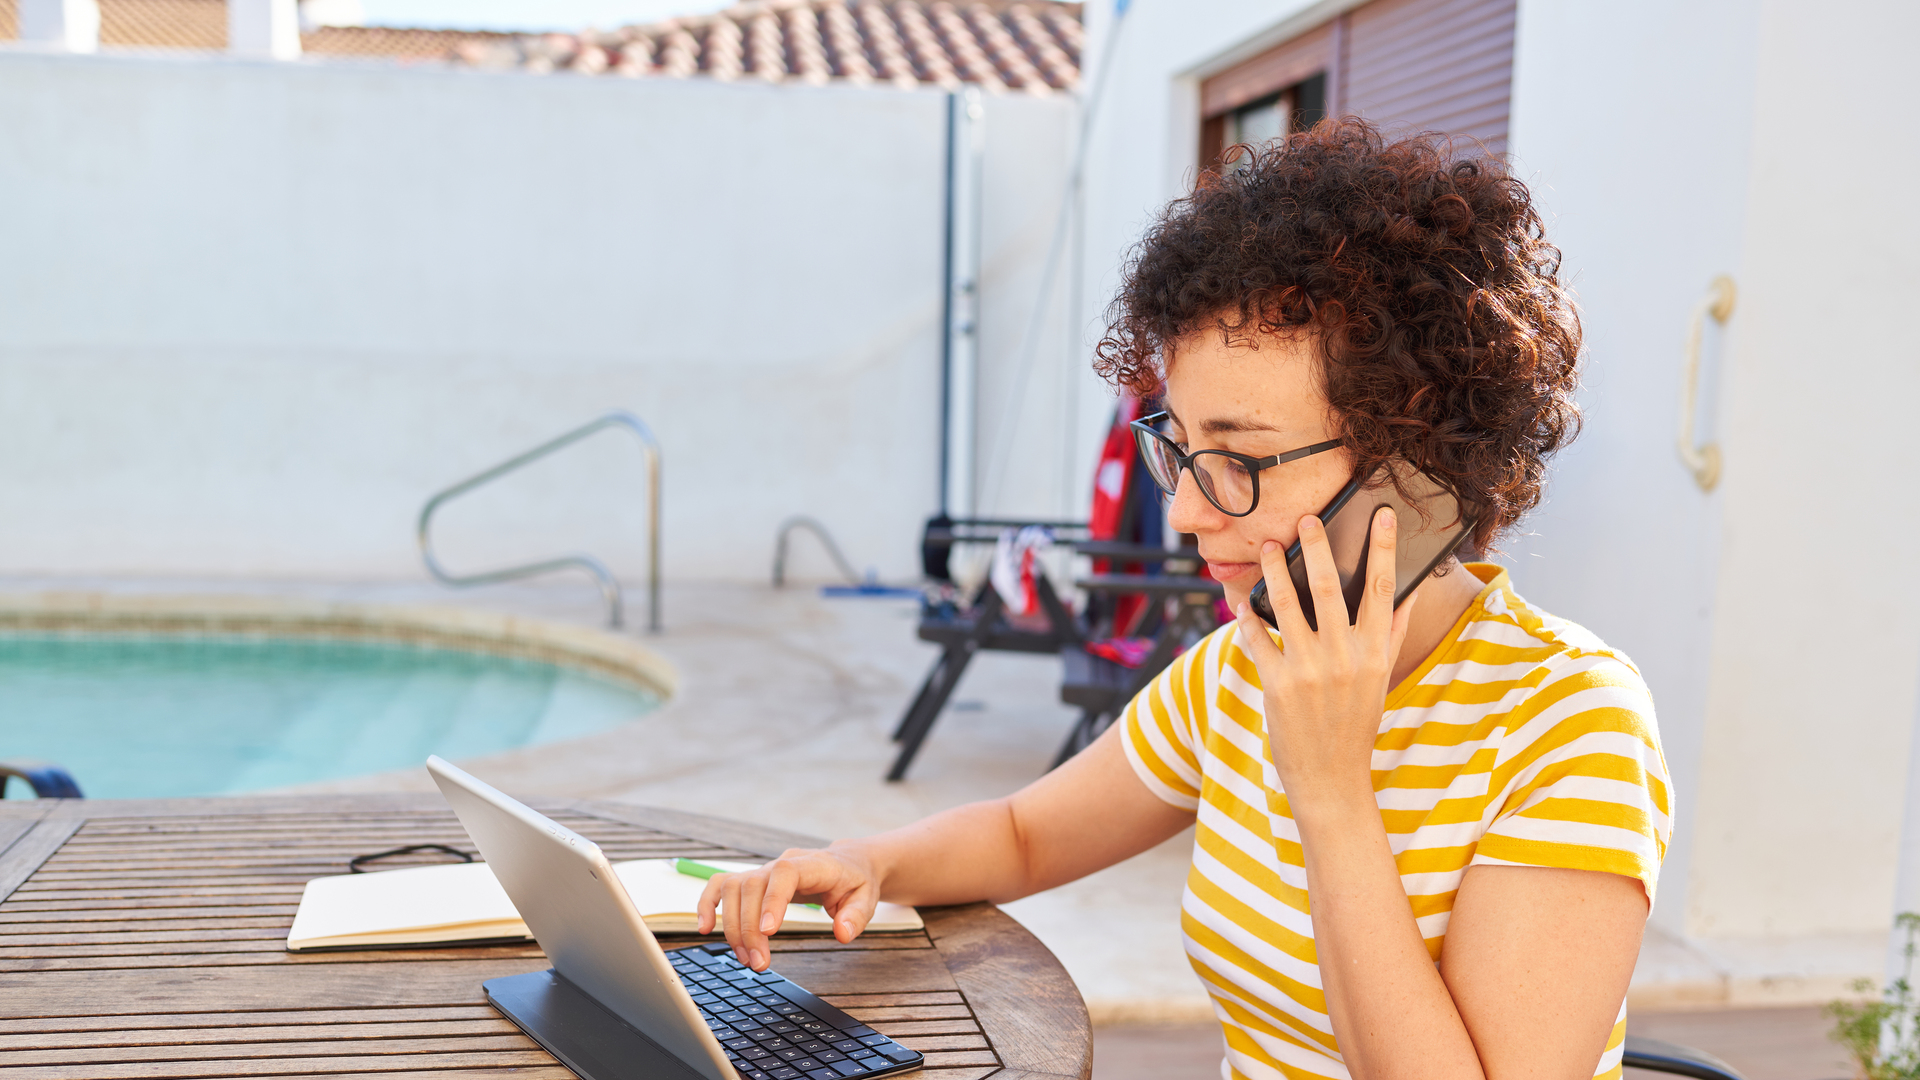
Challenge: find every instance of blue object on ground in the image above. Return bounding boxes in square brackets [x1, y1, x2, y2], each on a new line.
[0, 760, 84, 798]
[821, 583, 922, 599]
[822, 570, 921, 599]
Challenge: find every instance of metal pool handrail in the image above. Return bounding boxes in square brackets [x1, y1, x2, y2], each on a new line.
[418, 410, 662, 632]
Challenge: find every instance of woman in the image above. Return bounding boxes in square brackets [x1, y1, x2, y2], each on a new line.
[700, 120, 1668, 1080]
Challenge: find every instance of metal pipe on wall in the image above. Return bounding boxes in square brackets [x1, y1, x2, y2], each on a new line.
[940, 88, 985, 519]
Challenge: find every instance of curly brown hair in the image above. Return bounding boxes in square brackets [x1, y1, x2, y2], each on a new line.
[1093, 119, 1582, 551]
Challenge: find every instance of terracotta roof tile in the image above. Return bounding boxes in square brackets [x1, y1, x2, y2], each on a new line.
[101, 0, 223, 48]
[306, 25, 522, 60]
[0, 0, 1083, 93]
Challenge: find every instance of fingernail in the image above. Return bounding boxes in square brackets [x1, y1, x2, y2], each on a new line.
[761, 913, 778, 932]
[752, 949, 766, 969]
[1262, 540, 1279, 553]
[1378, 507, 1396, 528]
[1303, 516, 1320, 531]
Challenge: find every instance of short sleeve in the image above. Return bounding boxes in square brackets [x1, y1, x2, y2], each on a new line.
[1469, 653, 1672, 902]
[1119, 628, 1217, 812]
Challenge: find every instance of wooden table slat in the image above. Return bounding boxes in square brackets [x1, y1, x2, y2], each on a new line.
[0, 1018, 523, 1051]
[0, 1050, 569, 1080]
[820, 991, 966, 1008]
[6, 1033, 540, 1066]
[0, 1005, 504, 1033]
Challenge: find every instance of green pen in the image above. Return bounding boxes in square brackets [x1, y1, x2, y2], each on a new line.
[674, 858, 824, 910]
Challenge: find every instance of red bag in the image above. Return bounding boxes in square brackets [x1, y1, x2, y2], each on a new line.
[1088, 396, 1142, 543]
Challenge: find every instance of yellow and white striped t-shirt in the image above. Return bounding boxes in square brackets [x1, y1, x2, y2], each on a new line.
[1122, 564, 1669, 1080]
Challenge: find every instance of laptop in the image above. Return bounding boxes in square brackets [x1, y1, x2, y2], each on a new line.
[426, 755, 927, 1080]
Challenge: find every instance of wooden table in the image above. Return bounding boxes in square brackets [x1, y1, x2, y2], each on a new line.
[0, 795, 1091, 1080]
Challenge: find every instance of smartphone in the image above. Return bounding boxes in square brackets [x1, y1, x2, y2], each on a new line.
[1248, 465, 1478, 631]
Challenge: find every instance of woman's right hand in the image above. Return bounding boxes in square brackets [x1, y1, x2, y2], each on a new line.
[694, 844, 881, 971]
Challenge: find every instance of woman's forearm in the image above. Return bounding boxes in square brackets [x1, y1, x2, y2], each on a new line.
[1293, 789, 1483, 1080]
[832, 728, 1193, 909]
[833, 798, 1035, 907]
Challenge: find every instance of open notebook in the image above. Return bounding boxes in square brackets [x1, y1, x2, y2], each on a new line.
[286, 858, 924, 952]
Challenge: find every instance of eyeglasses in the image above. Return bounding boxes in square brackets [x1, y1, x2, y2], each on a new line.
[1128, 410, 1343, 517]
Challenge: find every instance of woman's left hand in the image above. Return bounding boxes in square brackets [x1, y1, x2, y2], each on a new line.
[1233, 506, 1418, 805]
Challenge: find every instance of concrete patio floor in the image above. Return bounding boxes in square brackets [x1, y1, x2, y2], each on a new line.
[3, 575, 1871, 1076]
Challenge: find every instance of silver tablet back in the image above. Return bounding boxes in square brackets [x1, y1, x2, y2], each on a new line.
[426, 755, 735, 1080]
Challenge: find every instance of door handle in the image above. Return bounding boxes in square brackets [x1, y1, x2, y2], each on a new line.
[1678, 275, 1736, 491]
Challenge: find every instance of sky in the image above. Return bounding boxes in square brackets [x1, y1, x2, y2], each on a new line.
[353, 0, 736, 32]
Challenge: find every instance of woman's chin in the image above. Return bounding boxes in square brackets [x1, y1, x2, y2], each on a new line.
[1220, 584, 1251, 613]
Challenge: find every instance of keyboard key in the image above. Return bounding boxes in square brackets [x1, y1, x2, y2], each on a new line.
[830, 1063, 869, 1078]
[744, 1072, 773, 1080]
[769, 1068, 803, 1080]
[775, 1048, 804, 1061]
[792, 1060, 823, 1072]
[799, 1021, 834, 1034]
[692, 994, 719, 1006]
[847, 1049, 877, 1060]
[742, 1046, 773, 1060]
[738, 1027, 772, 1040]
[769, 1022, 801, 1034]
[796, 1040, 828, 1053]
[762, 1038, 793, 1051]
[842, 1026, 879, 1038]
[831, 1040, 862, 1053]
[878, 1046, 918, 1063]
[857, 1035, 889, 1047]
[806, 1070, 839, 1080]
[724, 1037, 756, 1051]
[814, 1049, 846, 1062]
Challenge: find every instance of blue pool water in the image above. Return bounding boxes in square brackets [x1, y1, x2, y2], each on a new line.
[0, 634, 661, 799]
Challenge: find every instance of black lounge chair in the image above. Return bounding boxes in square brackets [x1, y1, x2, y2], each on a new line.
[0, 759, 84, 798]
[1622, 1034, 1747, 1078]
[890, 517, 1218, 780]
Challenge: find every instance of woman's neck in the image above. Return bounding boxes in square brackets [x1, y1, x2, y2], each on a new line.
[1390, 561, 1487, 689]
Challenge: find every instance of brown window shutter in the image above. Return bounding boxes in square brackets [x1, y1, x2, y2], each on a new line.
[1200, 21, 1335, 119]
[1198, 114, 1230, 172]
[1342, 0, 1518, 153]
[1197, 0, 1516, 167]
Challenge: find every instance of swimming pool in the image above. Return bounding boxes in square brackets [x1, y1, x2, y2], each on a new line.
[0, 631, 663, 800]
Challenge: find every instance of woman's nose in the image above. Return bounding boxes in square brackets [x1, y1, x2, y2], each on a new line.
[1164, 470, 1223, 535]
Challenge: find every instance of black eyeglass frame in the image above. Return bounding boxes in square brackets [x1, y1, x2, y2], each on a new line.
[1129, 410, 1344, 518]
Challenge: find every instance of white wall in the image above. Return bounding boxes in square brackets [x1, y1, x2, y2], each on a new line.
[1503, 0, 1761, 937]
[1516, 0, 1920, 943]
[1686, 0, 1920, 939]
[0, 51, 1072, 585]
[1076, 0, 1920, 954]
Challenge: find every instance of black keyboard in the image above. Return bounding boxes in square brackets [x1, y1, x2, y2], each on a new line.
[668, 941, 925, 1080]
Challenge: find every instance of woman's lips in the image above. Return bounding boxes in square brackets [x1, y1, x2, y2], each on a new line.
[1206, 561, 1262, 583]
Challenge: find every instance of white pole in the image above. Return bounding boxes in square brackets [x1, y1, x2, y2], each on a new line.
[17, 0, 100, 53]
[943, 88, 985, 519]
[1889, 670, 1920, 984]
[229, 0, 303, 60]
